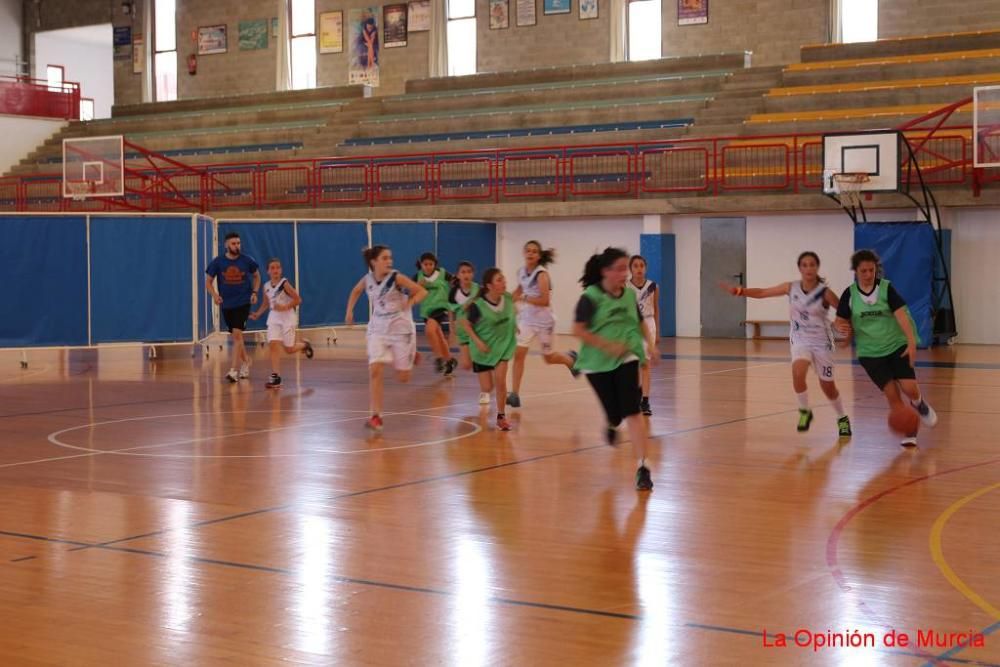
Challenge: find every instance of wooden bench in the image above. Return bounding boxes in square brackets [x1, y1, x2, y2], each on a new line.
[740, 320, 789, 339]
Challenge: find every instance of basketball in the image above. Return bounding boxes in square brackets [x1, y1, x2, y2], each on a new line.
[888, 405, 920, 436]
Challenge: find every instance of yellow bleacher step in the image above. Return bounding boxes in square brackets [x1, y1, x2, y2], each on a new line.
[768, 72, 1000, 97]
[801, 28, 1000, 51]
[747, 103, 973, 124]
[785, 48, 1000, 73]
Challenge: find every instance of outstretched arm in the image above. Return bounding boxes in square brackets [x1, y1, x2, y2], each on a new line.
[720, 281, 790, 299]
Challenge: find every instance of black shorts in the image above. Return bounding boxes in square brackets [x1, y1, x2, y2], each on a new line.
[222, 304, 251, 332]
[473, 360, 498, 373]
[424, 309, 450, 328]
[586, 360, 641, 426]
[859, 344, 916, 390]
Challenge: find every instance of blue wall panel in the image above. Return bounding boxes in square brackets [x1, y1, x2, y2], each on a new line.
[297, 221, 369, 326]
[215, 221, 295, 331]
[0, 215, 88, 347]
[197, 215, 213, 339]
[90, 216, 193, 343]
[640, 233, 676, 338]
[436, 222, 497, 281]
[371, 222, 436, 277]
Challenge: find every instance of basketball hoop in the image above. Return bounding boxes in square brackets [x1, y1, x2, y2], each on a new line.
[831, 173, 870, 209]
[65, 180, 92, 202]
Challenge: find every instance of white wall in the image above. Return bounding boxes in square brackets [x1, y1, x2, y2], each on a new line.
[0, 115, 66, 175]
[34, 24, 114, 119]
[664, 215, 701, 337]
[0, 0, 21, 76]
[947, 207, 1000, 344]
[497, 217, 643, 334]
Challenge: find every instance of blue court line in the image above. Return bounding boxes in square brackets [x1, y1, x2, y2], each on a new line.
[926, 621, 1000, 667]
[686, 623, 1000, 666]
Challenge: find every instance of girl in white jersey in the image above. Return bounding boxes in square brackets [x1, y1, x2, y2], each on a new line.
[721, 251, 852, 437]
[507, 240, 578, 408]
[249, 258, 313, 389]
[628, 255, 659, 416]
[345, 246, 428, 432]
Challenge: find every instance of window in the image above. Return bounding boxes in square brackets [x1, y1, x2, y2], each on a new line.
[154, 0, 177, 101]
[627, 0, 661, 61]
[46, 65, 65, 92]
[447, 0, 476, 76]
[841, 0, 877, 43]
[290, 0, 317, 90]
[80, 98, 95, 121]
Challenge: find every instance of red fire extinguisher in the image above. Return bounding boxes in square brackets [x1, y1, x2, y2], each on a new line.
[187, 54, 197, 75]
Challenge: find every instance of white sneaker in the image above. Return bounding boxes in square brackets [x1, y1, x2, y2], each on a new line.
[913, 400, 938, 428]
[238, 362, 251, 379]
[900, 436, 918, 447]
[225, 369, 239, 383]
[478, 392, 490, 405]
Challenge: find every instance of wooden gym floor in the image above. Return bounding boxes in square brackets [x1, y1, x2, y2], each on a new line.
[1, 332, 999, 666]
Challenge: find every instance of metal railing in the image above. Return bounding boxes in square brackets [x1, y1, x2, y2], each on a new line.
[0, 76, 81, 120]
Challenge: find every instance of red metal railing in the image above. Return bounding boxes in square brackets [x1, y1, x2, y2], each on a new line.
[0, 76, 81, 120]
[0, 126, 990, 214]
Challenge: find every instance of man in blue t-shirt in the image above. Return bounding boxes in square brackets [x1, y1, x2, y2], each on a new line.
[205, 232, 261, 382]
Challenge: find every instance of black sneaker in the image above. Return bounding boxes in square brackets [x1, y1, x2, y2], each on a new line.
[266, 373, 281, 389]
[443, 358, 457, 376]
[605, 425, 618, 446]
[506, 392, 521, 408]
[568, 350, 581, 378]
[640, 397, 652, 416]
[635, 466, 653, 491]
[434, 357, 444, 373]
[303, 340, 314, 359]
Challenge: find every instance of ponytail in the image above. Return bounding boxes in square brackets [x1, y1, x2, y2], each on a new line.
[525, 240, 556, 267]
[362, 245, 389, 269]
[580, 247, 629, 287]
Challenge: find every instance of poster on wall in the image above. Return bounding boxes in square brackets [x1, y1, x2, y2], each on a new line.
[319, 11, 344, 53]
[113, 26, 132, 60]
[543, 0, 570, 15]
[677, 0, 708, 24]
[239, 20, 268, 50]
[384, 5, 408, 48]
[132, 36, 144, 74]
[349, 7, 380, 86]
[516, 0, 537, 25]
[490, 0, 510, 29]
[579, 0, 597, 19]
[271, 17, 279, 38]
[198, 25, 228, 55]
[408, 1, 431, 31]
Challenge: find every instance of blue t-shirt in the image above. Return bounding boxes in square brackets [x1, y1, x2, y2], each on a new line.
[205, 254, 259, 309]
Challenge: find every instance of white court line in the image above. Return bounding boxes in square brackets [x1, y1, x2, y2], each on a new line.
[2, 365, 52, 383]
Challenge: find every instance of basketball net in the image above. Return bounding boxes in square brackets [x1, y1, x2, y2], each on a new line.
[831, 173, 870, 209]
[65, 180, 93, 202]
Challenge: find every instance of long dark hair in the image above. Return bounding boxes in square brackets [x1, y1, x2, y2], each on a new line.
[580, 247, 629, 287]
[525, 240, 556, 267]
[480, 267, 504, 294]
[797, 250, 826, 284]
[850, 248, 882, 276]
[362, 245, 389, 269]
[416, 252, 438, 272]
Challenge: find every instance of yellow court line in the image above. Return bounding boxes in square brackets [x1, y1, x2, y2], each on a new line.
[929, 481, 1000, 620]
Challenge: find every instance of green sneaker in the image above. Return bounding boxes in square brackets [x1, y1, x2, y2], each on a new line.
[837, 415, 852, 438]
[797, 409, 813, 432]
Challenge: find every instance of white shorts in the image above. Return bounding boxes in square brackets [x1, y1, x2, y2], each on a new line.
[267, 323, 296, 347]
[368, 333, 416, 371]
[791, 344, 835, 381]
[516, 323, 554, 354]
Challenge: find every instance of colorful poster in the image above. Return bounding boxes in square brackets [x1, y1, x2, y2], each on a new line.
[516, 0, 537, 25]
[198, 25, 228, 55]
[408, 0, 431, 31]
[113, 26, 132, 60]
[349, 7, 380, 87]
[319, 11, 344, 53]
[239, 20, 268, 50]
[579, 0, 597, 19]
[490, 0, 510, 28]
[132, 36, 144, 74]
[543, 0, 570, 15]
[383, 4, 408, 48]
[678, 0, 708, 25]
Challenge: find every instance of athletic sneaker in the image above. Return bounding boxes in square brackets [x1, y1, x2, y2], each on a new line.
[366, 415, 383, 432]
[506, 392, 521, 408]
[605, 426, 618, 446]
[496, 414, 511, 431]
[303, 340, 314, 359]
[225, 369, 239, 383]
[837, 415, 852, 437]
[568, 350, 581, 378]
[900, 436, 918, 447]
[797, 409, 813, 432]
[478, 392, 490, 405]
[913, 400, 938, 428]
[238, 362, 251, 379]
[266, 373, 281, 389]
[434, 357, 444, 373]
[635, 466, 654, 491]
[640, 397, 652, 416]
[443, 358, 457, 377]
